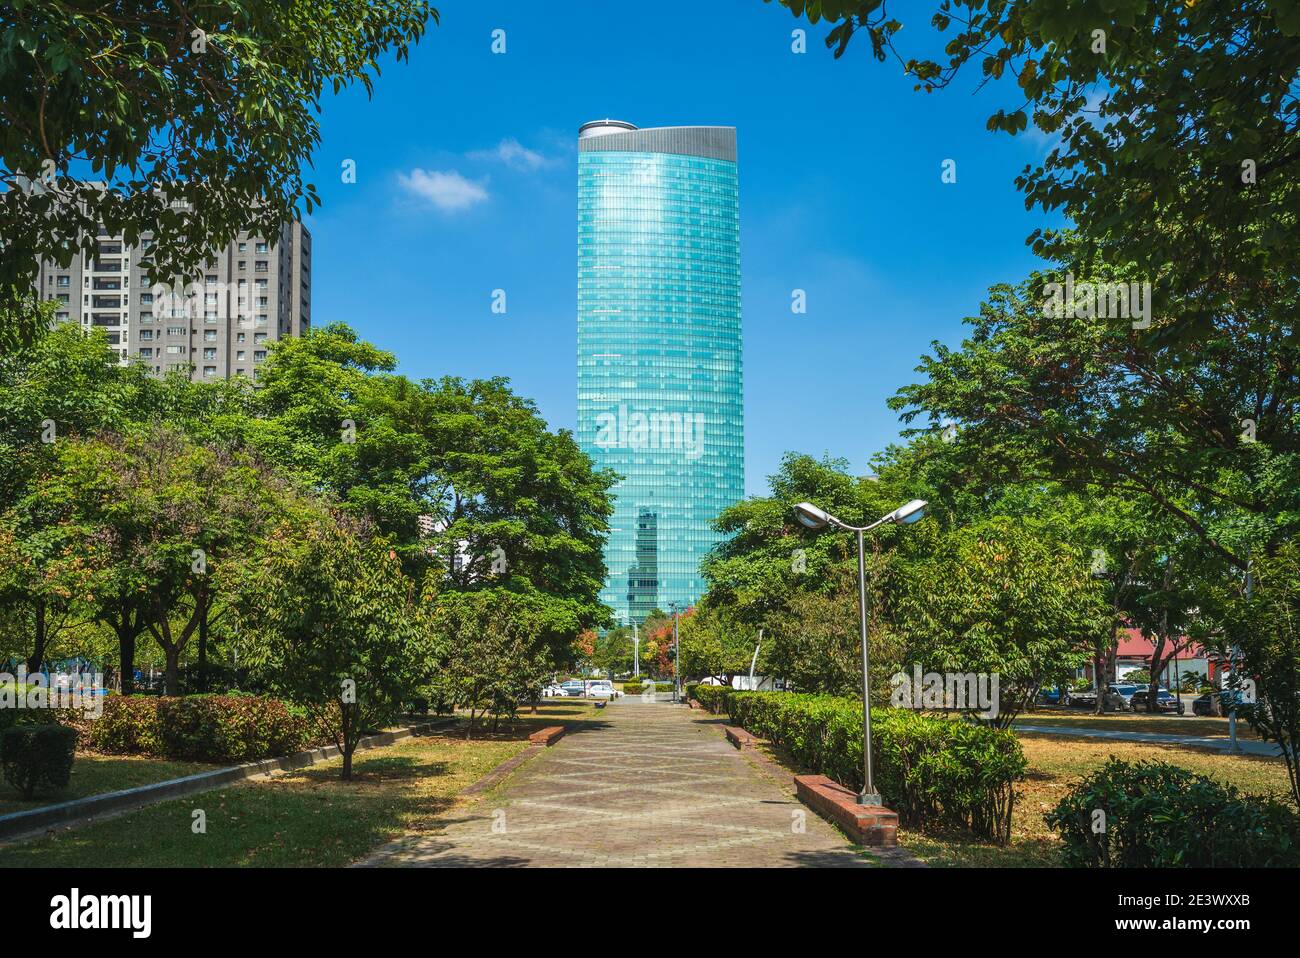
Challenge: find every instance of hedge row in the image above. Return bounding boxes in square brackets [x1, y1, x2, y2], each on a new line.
[1047, 759, 1300, 867]
[88, 695, 322, 763]
[701, 688, 1026, 844]
[623, 682, 674, 695]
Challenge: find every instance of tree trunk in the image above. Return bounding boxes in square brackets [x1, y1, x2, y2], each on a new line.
[196, 593, 209, 692]
[118, 627, 137, 696]
[25, 598, 47, 674]
[1093, 651, 1107, 714]
[164, 647, 181, 697]
[340, 703, 357, 780]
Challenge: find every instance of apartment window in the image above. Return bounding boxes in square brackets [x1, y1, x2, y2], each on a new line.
[166, 345, 185, 355]
[139, 292, 153, 305]
[253, 332, 267, 343]
[56, 276, 70, 288]
[255, 279, 268, 290]
[254, 261, 268, 272]
[139, 348, 153, 358]
[237, 260, 246, 270]
[236, 350, 246, 361]
[139, 330, 153, 341]
[56, 294, 69, 304]
[255, 242, 269, 254]
[201, 330, 216, 341]
[203, 348, 216, 360]
[256, 297, 268, 307]
[254, 350, 267, 361]
[238, 242, 247, 252]
[55, 312, 69, 322]
[256, 315, 268, 326]
[236, 332, 246, 343]
[165, 326, 186, 336]
[203, 366, 217, 377]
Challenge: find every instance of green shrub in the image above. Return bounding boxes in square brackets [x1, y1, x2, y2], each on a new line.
[722, 691, 1026, 844]
[1, 724, 77, 799]
[0, 684, 61, 737]
[1046, 758, 1300, 867]
[87, 695, 165, 755]
[89, 695, 310, 763]
[623, 681, 675, 696]
[156, 696, 309, 761]
[693, 684, 732, 713]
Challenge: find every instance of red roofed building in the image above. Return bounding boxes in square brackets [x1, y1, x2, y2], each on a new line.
[1108, 627, 1222, 686]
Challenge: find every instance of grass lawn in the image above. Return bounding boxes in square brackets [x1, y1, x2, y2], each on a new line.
[0, 753, 213, 817]
[899, 732, 1296, 868]
[1016, 710, 1260, 739]
[0, 723, 536, 868]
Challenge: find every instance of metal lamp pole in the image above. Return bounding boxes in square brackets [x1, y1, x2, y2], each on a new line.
[671, 604, 681, 704]
[794, 499, 927, 806]
[632, 619, 640, 678]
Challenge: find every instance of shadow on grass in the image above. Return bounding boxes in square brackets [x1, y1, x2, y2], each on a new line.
[0, 736, 515, 868]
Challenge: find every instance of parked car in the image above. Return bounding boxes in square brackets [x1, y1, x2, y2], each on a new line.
[585, 680, 623, 700]
[1068, 687, 1097, 707]
[541, 683, 566, 698]
[1130, 688, 1186, 714]
[1107, 683, 1141, 710]
[1192, 692, 1215, 716]
[560, 680, 586, 697]
[1038, 685, 1065, 705]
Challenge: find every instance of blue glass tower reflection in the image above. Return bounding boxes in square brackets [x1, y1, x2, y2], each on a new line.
[576, 121, 743, 625]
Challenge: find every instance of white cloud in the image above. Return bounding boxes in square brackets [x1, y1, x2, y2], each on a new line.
[397, 168, 489, 211]
[469, 137, 552, 171]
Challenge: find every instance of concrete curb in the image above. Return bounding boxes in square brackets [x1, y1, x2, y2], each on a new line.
[0, 716, 456, 842]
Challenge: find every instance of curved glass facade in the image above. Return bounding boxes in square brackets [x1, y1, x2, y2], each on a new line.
[576, 123, 743, 625]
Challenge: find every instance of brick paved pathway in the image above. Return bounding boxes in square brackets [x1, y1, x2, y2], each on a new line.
[362, 698, 869, 868]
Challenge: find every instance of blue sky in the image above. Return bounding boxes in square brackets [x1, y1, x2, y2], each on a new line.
[306, 1, 1059, 496]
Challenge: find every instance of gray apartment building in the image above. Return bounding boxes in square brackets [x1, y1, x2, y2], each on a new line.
[33, 217, 311, 380]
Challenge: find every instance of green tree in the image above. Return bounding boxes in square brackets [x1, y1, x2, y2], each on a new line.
[1223, 541, 1300, 806]
[0, 1, 435, 308]
[766, 0, 1300, 334]
[890, 272, 1297, 573]
[678, 603, 763, 687]
[895, 515, 1108, 727]
[235, 511, 429, 779]
[429, 589, 555, 736]
[593, 626, 635, 677]
[250, 324, 617, 646]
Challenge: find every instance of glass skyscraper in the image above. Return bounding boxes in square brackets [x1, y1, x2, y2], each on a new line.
[576, 120, 743, 626]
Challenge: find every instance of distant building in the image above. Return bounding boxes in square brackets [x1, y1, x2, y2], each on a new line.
[576, 119, 744, 626]
[31, 205, 310, 380]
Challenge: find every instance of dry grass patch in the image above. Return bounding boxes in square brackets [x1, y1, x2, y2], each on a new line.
[898, 732, 1294, 868]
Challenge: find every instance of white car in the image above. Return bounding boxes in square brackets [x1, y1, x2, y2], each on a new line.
[541, 683, 566, 698]
[586, 680, 623, 699]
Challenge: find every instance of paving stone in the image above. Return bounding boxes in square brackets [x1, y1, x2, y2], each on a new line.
[363, 698, 870, 868]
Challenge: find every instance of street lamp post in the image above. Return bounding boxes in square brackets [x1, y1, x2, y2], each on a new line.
[632, 619, 640, 678]
[670, 603, 681, 703]
[794, 498, 928, 806]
